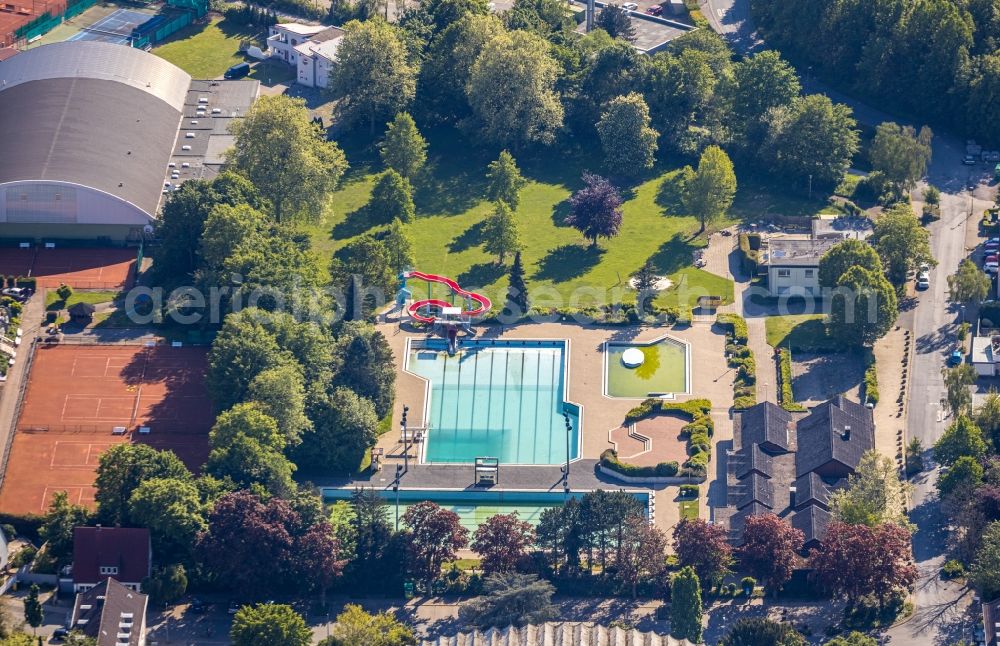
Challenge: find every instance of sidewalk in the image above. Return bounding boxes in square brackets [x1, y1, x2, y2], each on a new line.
[0, 293, 43, 487]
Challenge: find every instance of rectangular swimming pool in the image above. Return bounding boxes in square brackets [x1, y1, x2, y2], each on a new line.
[322, 488, 650, 533]
[407, 339, 580, 465]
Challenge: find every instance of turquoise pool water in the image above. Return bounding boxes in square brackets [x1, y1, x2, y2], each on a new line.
[606, 337, 688, 398]
[322, 489, 650, 532]
[407, 340, 579, 464]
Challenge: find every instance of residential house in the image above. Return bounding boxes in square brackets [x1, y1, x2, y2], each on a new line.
[981, 597, 1000, 646]
[70, 578, 148, 646]
[972, 334, 1000, 377]
[763, 237, 841, 297]
[71, 527, 151, 593]
[266, 22, 345, 89]
[726, 396, 875, 548]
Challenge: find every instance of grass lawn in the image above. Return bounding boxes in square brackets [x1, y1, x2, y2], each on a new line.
[45, 290, 118, 311]
[658, 267, 735, 313]
[730, 178, 844, 221]
[679, 499, 699, 521]
[765, 314, 840, 352]
[153, 17, 260, 78]
[305, 128, 739, 311]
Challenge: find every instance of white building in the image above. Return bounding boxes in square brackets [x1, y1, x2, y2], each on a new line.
[763, 237, 840, 297]
[972, 335, 1000, 377]
[267, 23, 344, 88]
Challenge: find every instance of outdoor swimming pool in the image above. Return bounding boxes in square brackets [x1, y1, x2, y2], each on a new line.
[605, 336, 689, 398]
[406, 339, 580, 465]
[322, 488, 651, 532]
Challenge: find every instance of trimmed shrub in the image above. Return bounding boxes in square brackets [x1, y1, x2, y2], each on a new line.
[679, 484, 699, 498]
[600, 449, 679, 478]
[777, 348, 805, 412]
[717, 313, 748, 344]
[56, 284, 73, 301]
[941, 559, 965, 579]
[864, 354, 879, 405]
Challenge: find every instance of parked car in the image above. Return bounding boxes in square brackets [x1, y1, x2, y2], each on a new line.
[224, 62, 251, 80]
[645, 4, 663, 14]
[51, 627, 69, 642]
[949, 350, 964, 366]
[916, 271, 930, 290]
[985, 257, 999, 273]
[1, 287, 28, 301]
[189, 598, 206, 614]
[623, 2, 638, 9]
[964, 154, 977, 165]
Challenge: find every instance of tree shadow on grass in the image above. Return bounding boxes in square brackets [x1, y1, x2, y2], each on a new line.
[331, 204, 376, 239]
[458, 262, 506, 288]
[534, 244, 604, 282]
[647, 233, 701, 275]
[550, 200, 572, 228]
[448, 220, 487, 253]
[655, 171, 686, 213]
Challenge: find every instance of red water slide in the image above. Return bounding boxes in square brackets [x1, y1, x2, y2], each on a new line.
[404, 270, 492, 324]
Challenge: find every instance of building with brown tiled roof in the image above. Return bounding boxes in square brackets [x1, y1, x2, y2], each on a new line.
[71, 527, 150, 593]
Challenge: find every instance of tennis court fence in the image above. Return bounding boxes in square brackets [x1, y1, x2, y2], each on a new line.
[19, 424, 209, 435]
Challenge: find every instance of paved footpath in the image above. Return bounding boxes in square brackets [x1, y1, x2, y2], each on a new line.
[0, 293, 42, 489]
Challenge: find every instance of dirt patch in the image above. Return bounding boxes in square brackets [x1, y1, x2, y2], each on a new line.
[789, 351, 865, 406]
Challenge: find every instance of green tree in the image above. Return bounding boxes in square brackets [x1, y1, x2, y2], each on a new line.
[329, 19, 417, 134]
[941, 365, 978, 418]
[210, 402, 284, 451]
[198, 203, 268, 270]
[457, 573, 558, 629]
[38, 491, 90, 565]
[370, 170, 416, 224]
[642, 48, 717, 139]
[247, 365, 312, 448]
[971, 521, 1000, 600]
[719, 618, 805, 646]
[95, 444, 190, 527]
[380, 113, 427, 179]
[683, 145, 737, 233]
[976, 390, 1000, 452]
[383, 218, 414, 273]
[824, 632, 878, 646]
[596, 93, 659, 176]
[482, 201, 522, 264]
[869, 122, 933, 191]
[729, 50, 801, 150]
[631, 260, 658, 314]
[827, 266, 898, 347]
[330, 235, 398, 319]
[485, 150, 527, 210]
[296, 387, 378, 472]
[504, 251, 529, 319]
[231, 603, 311, 646]
[334, 323, 396, 418]
[23, 585, 41, 635]
[144, 564, 188, 604]
[763, 94, 859, 188]
[228, 95, 348, 223]
[595, 4, 635, 42]
[818, 239, 883, 289]
[870, 204, 934, 286]
[206, 433, 296, 497]
[830, 450, 913, 529]
[206, 312, 287, 410]
[154, 172, 260, 284]
[937, 455, 984, 499]
[466, 30, 563, 147]
[221, 232, 325, 313]
[949, 259, 993, 310]
[320, 604, 415, 646]
[418, 13, 505, 123]
[128, 478, 206, 562]
[934, 414, 988, 465]
[669, 566, 702, 643]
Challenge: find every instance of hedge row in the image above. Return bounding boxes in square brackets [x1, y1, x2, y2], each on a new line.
[737, 234, 762, 276]
[481, 302, 681, 327]
[2, 276, 35, 289]
[717, 313, 749, 344]
[0, 512, 43, 543]
[777, 348, 806, 412]
[612, 399, 713, 480]
[624, 398, 712, 425]
[863, 352, 879, 405]
[720, 315, 756, 410]
[600, 449, 679, 478]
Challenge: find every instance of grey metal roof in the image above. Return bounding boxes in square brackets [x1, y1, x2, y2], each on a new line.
[790, 504, 832, 547]
[739, 402, 793, 453]
[421, 623, 693, 646]
[735, 443, 774, 480]
[0, 76, 181, 218]
[795, 396, 875, 477]
[0, 41, 190, 111]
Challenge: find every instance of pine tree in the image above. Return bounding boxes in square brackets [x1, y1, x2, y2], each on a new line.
[383, 217, 414, 273]
[482, 201, 521, 264]
[24, 584, 43, 635]
[380, 112, 428, 179]
[670, 566, 703, 643]
[505, 251, 529, 319]
[369, 169, 415, 223]
[631, 260, 658, 314]
[485, 150, 527, 210]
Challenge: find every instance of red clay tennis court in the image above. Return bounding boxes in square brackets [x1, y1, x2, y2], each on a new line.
[0, 247, 136, 289]
[0, 344, 214, 515]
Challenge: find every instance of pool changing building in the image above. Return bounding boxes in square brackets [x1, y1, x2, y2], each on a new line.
[0, 41, 258, 243]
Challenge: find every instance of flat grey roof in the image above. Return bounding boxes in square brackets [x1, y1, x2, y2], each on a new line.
[0, 76, 181, 217]
[765, 237, 841, 268]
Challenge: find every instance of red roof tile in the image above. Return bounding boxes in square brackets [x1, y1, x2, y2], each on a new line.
[72, 527, 151, 586]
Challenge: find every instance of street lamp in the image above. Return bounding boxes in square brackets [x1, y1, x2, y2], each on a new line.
[401, 405, 410, 473]
[562, 413, 572, 496]
[394, 464, 403, 531]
